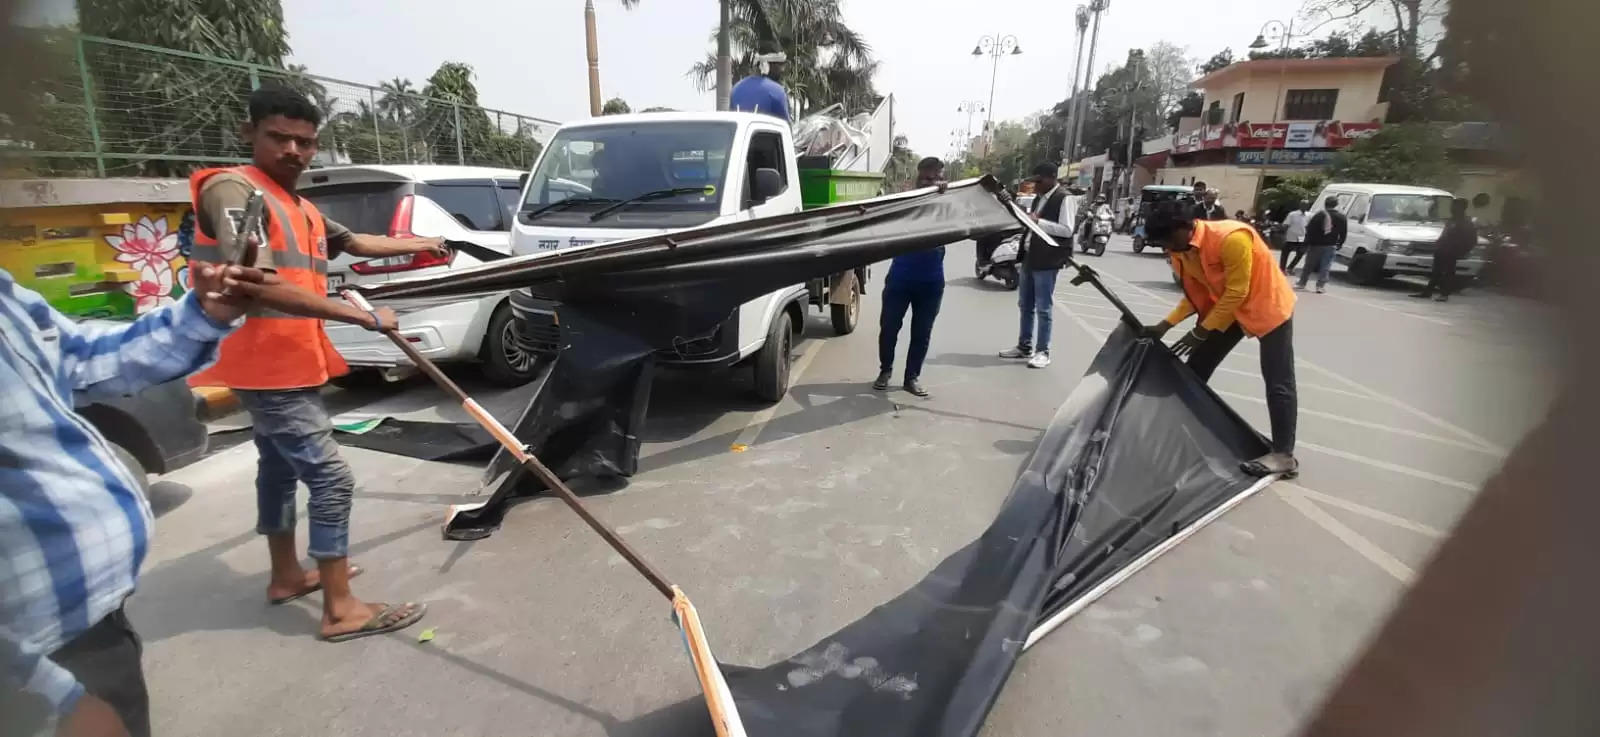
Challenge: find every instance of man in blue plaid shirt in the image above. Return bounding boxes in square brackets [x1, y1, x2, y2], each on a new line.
[2, 262, 269, 737]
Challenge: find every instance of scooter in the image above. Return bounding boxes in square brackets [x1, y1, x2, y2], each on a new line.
[975, 235, 1021, 290]
[1081, 211, 1113, 257]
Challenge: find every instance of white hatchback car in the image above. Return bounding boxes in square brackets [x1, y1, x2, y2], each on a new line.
[298, 164, 537, 386]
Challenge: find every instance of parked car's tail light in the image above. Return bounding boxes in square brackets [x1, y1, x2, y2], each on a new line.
[349, 194, 454, 274]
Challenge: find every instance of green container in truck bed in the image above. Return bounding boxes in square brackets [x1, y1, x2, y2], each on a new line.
[798, 166, 886, 210]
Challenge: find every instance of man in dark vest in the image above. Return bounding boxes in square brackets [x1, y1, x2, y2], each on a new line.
[999, 163, 1076, 369]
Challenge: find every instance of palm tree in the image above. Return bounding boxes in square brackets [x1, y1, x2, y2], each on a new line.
[378, 77, 417, 124]
[686, 0, 878, 117]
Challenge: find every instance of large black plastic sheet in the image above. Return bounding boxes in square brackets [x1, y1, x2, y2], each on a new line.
[355, 178, 1036, 539]
[352, 178, 1274, 734]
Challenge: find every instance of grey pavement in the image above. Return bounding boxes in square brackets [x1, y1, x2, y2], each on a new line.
[135, 235, 1557, 736]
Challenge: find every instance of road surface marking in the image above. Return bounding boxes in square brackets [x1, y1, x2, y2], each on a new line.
[1214, 390, 1504, 457]
[1281, 482, 1446, 539]
[1296, 441, 1480, 492]
[1213, 367, 1373, 401]
[1051, 297, 1125, 315]
[1091, 267, 1506, 455]
[1275, 485, 1414, 583]
[730, 339, 825, 450]
[1313, 289, 1454, 326]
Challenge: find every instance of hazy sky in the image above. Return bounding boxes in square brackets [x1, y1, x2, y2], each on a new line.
[282, 0, 1361, 159]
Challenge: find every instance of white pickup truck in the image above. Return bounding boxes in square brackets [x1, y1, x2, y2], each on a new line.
[506, 111, 868, 402]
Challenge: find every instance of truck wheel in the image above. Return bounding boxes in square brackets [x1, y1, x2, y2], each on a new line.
[110, 441, 151, 494]
[829, 286, 860, 336]
[480, 303, 539, 387]
[752, 311, 793, 403]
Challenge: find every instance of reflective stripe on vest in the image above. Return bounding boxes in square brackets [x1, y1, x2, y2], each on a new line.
[1172, 219, 1297, 337]
[185, 164, 348, 390]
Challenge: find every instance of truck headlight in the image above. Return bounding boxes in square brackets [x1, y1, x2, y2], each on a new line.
[1378, 240, 1413, 254]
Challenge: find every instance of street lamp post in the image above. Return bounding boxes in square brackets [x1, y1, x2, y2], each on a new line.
[971, 34, 1022, 144]
[955, 100, 984, 157]
[1248, 10, 1331, 208]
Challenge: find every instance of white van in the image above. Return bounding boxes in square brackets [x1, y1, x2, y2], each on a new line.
[506, 112, 812, 402]
[1315, 182, 1487, 285]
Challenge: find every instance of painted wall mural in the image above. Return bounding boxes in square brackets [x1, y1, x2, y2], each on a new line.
[0, 202, 194, 319]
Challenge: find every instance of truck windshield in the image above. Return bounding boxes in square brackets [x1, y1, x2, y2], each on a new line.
[520, 121, 734, 228]
[1368, 194, 1453, 224]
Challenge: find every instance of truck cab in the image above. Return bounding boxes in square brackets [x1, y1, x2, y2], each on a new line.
[508, 112, 810, 401]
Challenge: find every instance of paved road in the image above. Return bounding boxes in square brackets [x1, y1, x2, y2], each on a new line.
[136, 235, 1558, 736]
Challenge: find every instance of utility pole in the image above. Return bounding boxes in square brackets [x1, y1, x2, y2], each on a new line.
[971, 34, 1022, 146]
[715, 0, 731, 111]
[1068, 0, 1109, 170]
[584, 0, 602, 116]
[1123, 55, 1142, 201]
[1061, 6, 1090, 165]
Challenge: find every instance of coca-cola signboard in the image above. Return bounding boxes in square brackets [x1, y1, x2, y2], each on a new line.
[1172, 120, 1382, 154]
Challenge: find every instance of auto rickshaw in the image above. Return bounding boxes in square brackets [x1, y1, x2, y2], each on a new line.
[1130, 185, 1196, 253]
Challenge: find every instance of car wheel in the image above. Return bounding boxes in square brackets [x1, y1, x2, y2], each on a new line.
[752, 311, 793, 403]
[110, 441, 151, 494]
[480, 303, 540, 387]
[1349, 254, 1386, 286]
[829, 285, 860, 336]
[1002, 272, 1018, 290]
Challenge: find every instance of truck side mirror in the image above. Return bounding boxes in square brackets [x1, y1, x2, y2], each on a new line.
[752, 167, 783, 204]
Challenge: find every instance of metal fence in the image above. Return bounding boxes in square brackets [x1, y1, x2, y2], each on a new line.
[1, 32, 560, 178]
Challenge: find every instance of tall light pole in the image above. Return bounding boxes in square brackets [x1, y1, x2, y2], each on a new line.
[1068, 0, 1110, 167]
[1248, 10, 1332, 205]
[715, 0, 731, 111]
[955, 100, 984, 157]
[1061, 6, 1091, 165]
[971, 34, 1022, 144]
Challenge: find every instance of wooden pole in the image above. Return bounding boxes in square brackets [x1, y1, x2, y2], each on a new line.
[585, 0, 602, 117]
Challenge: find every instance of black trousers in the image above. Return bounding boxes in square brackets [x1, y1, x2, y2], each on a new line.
[878, 280, 944, 379]
[1279, 241, 1306, 271]
[1185, 318, 1297, 455]
[1420, 253, 1460, 296]
[3, 607, 151, 737]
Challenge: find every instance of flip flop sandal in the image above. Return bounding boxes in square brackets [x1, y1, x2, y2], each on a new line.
[321, 602, 427, 643]
[269, 564, 364, 605]
[1241, 458, 1299, 479]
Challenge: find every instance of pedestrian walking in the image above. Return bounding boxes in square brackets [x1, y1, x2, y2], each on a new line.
[1298, 196, 1348, 293]
[1194, 188, 1227, 221]
[999, 163, 1076, 369]
[1, 262, 269, 737]
[188, 86, 430, 642]
[1140, 200, 1300, 478]
[875, 157, 949, 397]
[1280, 200, 1310, 274]
[1410, 198, 1476, 302]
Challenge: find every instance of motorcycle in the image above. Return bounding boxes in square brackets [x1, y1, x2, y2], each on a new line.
[1080, 210, 1113, 257]
[975, 234, 1021, 290]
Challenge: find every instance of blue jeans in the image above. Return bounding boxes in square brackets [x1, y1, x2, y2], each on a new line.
[236, 388, 356, 560]
[1018, 266, 1059, 353]
[878, 279, 944, 379]
[1298, 245, 1336, 288]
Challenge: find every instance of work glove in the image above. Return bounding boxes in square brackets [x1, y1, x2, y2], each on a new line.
[1170, 327, 1211, 358]
[1139, 320, 1174, 340]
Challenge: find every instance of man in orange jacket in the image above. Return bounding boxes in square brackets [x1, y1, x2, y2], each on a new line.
[189, 86, 440, 641]
[1139, 200, 1300, 478]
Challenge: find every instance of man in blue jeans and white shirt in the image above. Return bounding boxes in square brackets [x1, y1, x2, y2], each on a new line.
[1, 263, 269, 737]
[875, 157, 949, 397]
[1000, 163, 1077, 368]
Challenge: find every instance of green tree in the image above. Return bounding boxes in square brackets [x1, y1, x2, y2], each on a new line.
[1258, 175, 1327, 217]
[1167, 91, 1204, 132]
[687, 0, 879, 117]
[78, 0, 291, 65]
[640, 106, 679, 113]
[1199, 48, 1234, 74]
[1326, 122, 1457, 187]
[601, 97, 631, 115]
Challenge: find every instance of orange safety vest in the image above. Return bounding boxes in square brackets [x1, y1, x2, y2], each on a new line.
[1170, 219, 1296, 337]
[187, 165, 349, 390]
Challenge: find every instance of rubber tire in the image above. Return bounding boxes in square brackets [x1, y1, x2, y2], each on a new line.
[752, 311, 794, 404]
[1133, 237, 1146, 254]
[110, 441, 150, 494]
[1001, 272, 1018, 290]
[829, 286, 860, 336]
[1348, 254, 1386, 286]
[480, 303, 540, 387]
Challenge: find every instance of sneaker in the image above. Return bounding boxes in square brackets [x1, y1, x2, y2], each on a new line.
[1027, 352, 1052, 369]
[1294, 283, 1306, 291]
[903, 378, 929, 397]
[999, 346, 1033, 359]
[872, 370, 891, 391]
[1315, 286, 1326, 294]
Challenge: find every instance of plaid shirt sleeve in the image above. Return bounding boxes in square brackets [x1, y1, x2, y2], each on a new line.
[50, 289, 237, 398]
[2, 624, 84, 716]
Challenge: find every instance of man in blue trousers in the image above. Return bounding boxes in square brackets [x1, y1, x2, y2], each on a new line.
[1000, 163, 1076, 368]
[874, 157, 948, 397]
